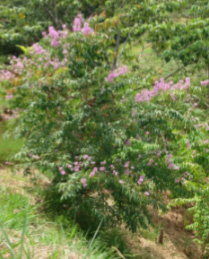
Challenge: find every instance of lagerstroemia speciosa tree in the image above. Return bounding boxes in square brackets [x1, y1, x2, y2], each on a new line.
[1, 1, 209, 233]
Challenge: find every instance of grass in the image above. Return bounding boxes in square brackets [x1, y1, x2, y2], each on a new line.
[0, 169, 116, 259]
[0, 121, 24, 163]
[0, 137, 24, 163]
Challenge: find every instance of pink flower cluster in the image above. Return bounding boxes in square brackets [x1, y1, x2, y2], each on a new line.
[201, 80, 209, 86]
[137, 175, 145, 185]
[59, 166, 66, 175]
[81, 178, 87, 187]
[32, 43, 47, 55]
[166, 154, 179, 171]
[73, 14, 94, 36]
[29, 154, 40, 160]
[0, 70, 14, 81]
[135, 78, 191, 103]
[107, 66, 128, 82]
[175, 172, 192, 184]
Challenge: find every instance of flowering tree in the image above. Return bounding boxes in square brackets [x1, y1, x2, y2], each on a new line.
[1, 9, 209, 240]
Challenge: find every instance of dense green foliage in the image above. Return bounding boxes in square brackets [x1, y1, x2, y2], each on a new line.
[1, 0, 209, 257]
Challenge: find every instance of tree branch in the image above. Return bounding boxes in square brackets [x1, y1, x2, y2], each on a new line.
[164, 66, 185, 80]
[118, 24, 137, 64]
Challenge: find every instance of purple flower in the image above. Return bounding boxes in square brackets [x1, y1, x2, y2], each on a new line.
[144, 191, 150, 196]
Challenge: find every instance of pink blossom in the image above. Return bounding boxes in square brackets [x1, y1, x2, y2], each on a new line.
[42, 31, 47, 38]
[204, 140, 209, 144]
[137, 175, 145, 185]
[110, 165, 115, 169]
[81, 22, 94, 36]
[147, 158, 154, 166]
[113, 170, 118, 176]
[144, 191, 150, 196]
[62, 24, 67, 30]
[51, 40, 60, 48]
[48, 26, 60, 47]
[107, 66, 128, 82]
[5, 94, 13, 99]
[201, 80, 209, 86]
[168, 163, 175, 169]
[16, 61, 24, 71]
[124, 161, 130, 168]
[100, 161, 106, 165]
[170, 93, 176, 101]
[59, 166, 66, 175]
[32, 43, 47, 55]
[119, 180, 123, 184]
[73, 18, 82, 32]
[89, 167, 97, 177]
[135, 78, 191, 103]
[81, 178, 87, 187]
[77, 13, 84, 24]
[74, 165, 80, 172]
[132, 108, 137, 117]
[125, 169, 131, 175]
[49, 26, 59, 39]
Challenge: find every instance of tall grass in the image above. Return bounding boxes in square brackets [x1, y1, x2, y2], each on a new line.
[0, 183, 116, 259]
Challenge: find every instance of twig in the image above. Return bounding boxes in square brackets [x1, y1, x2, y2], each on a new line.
[112, 246, 126, 259]
[118, 24, 138, 63]
[164, 66, 185, 80]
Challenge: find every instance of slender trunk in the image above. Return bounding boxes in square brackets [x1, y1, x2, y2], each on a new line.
[158, 229, 164, 244]
[112, 29, 121, 69]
